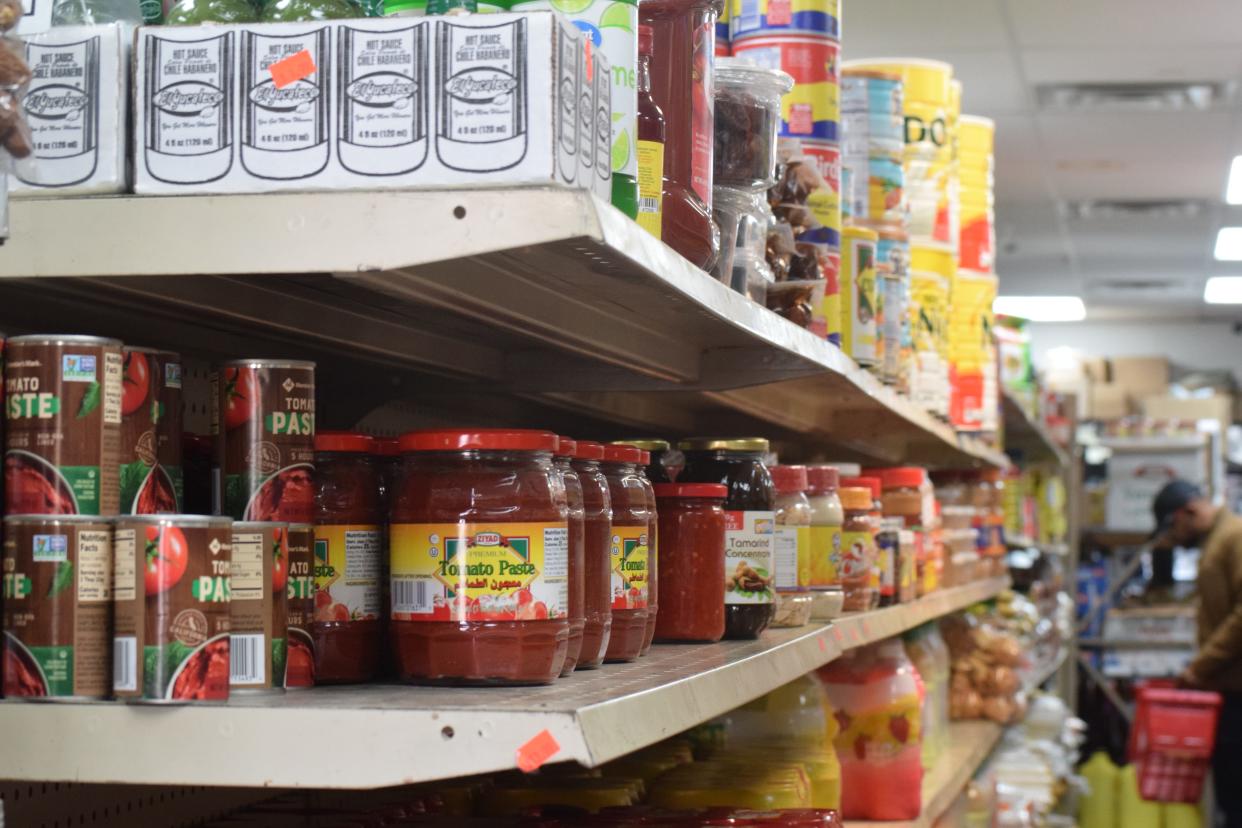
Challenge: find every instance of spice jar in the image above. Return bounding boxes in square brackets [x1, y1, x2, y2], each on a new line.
[572, 441, 614, 670]
[770, 464, 813, 628]
[843, 475, 883, 609]
[312, 431, 382, 684]
[806, 465, 844, 620]
[600, 444, 652, 663]
[389, 429, 570, 685]
[876, 466, 927, 600]
[678, 437, 776, 639]
[555, 437, 587, 675]
[875, 516, 902, 608]
[839, 486, 877, 612]
[714, 58, 794, 190]
[653, 482, 728, 642]
[636, 451, 660, 654]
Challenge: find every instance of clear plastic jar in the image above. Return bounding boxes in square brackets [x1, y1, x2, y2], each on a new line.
[806, 465, 845, 620]
[555, 437, 586, 675]
[653, 482, 728, 642]
[572, 441, 614, 670]
[770, 464, 813, 627]
[839, 486, 877, 612]
[842, 475, 883, 609]
[389, 429, 569, 685]
[714, 58, 794, 190]
[601, 444, 652, 663]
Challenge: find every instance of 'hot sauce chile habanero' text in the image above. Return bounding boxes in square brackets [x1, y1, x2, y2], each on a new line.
[389, 429, 570, 685]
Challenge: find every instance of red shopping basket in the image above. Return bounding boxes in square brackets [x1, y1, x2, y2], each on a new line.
[1128, 680, 1222, 803]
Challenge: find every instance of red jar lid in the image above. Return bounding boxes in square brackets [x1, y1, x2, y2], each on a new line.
[315, 430, 375, 453]
[556, 436, 577, 457]
[372, 437, 400, 457]
[806, 465, 840, 493]
[399, 428, 558, 453]
[602, 444, 643, 464]
[640, 450, 651, 465]
[841, 476, 881, 501]
[654, 483, 728, 500]
[882, 467, 925, 490]
[574, 440, 606, 461]
[770, 464, 809, 494]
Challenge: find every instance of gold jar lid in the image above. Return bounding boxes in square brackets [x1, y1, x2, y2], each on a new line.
[611, 439, 671, 452]
[678, 437, 770, 453]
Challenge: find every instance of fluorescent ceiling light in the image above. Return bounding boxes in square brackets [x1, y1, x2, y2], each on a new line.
[1228, 156, 1242, 204]
[1204, 276, 1242, 304]
[1215, 227, 1242, 260]
[993, 295, 1086, 322]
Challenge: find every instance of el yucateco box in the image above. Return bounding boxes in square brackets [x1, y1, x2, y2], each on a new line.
[133, 12, 610, 196]
[12, 23, 130, 197]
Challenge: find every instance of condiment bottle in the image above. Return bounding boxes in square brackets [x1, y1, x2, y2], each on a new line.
[875, 517, 902, 608]
[842, 475, 883, 610]
[600, 444, 652, 662]
[653, 482, 728, 642]
[572, 441, 614, 669]
[678, 437, 776, 639]
[555, 437, 587, 675]
[770, 464, 813, 628]
[806, 465, 845, 620]
[838, 486, 877, 612]
[636, 24, 667, 240]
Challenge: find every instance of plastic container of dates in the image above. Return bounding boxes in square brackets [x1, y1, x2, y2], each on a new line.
[714, 58, 794, 191]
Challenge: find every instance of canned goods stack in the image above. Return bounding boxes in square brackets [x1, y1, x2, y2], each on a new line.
[907, 242, 953, 419]
[729, 0, 841, 340]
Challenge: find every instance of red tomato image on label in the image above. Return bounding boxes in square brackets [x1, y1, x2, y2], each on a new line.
[272, 527, 289, 593]
[145, 524, 189, 595]
[222, 366, 259, 431]
[122, 351, 150, 416]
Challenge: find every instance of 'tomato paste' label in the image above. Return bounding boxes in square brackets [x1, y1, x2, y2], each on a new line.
[609, 524, 648, 609]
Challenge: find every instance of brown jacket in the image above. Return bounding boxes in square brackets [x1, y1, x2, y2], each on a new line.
[1193, 509, 1242, 691]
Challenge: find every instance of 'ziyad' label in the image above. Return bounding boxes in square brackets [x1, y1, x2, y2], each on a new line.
[724, 510, 775, 605]
[390, 522, 568, 622]
[339, 24, 429, 177]
[241, 28, 330, 181]
[435, 19, 528, 172]
[20, 36, 99, 188]
[144, 33, 233, 185]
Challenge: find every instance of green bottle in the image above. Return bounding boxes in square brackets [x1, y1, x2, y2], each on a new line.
[260, 0, 358, 20]
[165, 0, 258, 23]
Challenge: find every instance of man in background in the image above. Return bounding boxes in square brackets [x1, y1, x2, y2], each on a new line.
[1151, 480, 1242, 827]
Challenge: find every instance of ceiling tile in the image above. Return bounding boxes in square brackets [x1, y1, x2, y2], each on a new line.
[1022, 47, 1242, 85]
[843, 0, 1011, 52]
[1006, 0, 1242, 49]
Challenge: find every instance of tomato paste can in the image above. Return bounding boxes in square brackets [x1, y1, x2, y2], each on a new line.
[229, 521, 289, 693]
[214, 359, 315, 523]
[284, 522, 315, 688]
[839, 225, 878, 366]
[120, 347, 183, 515]
[730, 0, 839, 41]
[112, 514, 233, 703]
[2, 515, 112, 700]
[5, 335, 124, 516]
[731, 36, 838, 143]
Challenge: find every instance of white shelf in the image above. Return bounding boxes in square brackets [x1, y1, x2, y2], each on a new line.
[1001, 391, 1069, 468]
[848, 720, 1004, 828]
[0, 577, 1008, 789]
[0, 189, 1005, 469]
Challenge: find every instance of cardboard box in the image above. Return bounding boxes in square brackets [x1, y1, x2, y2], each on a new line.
[134, 12, 607, 196]
[1087, 383, 1129, 420]
[1109, 356, 1170, 399]
[12, 24, 129, 196]
[1142, 394, 1234, 433]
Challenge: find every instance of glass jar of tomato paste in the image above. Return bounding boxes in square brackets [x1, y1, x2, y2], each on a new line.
[636, 451, 659, 655]
[313, 431, 382, 684]
[572, 441, 614, 669]
[653, 482, 727, 641]
[678, 437, 775, 639]
[555, 436, 586, 675]
[390, 429, 570, 685]
[600, 444, 652, 663]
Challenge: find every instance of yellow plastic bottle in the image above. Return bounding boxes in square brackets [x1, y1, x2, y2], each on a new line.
[1118, 763, 1163, 828]
[1078, 751, 1119, 828]
[1163, 802, 1202, 828]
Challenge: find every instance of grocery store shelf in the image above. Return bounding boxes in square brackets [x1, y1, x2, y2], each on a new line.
[1025, 647, 1069, 692]
[0, 577, 1007, 789]
[1078, 638, 1194, 651]
[1001, 391, 1069, 468]
[0, 190, 1005, 469]
[849, 720, 1004, 828]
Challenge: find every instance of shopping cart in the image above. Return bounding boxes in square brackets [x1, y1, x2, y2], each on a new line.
[1127, 679, 1222, 803]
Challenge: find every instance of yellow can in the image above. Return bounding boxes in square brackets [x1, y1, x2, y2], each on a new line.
[842, 57, 953, 106]
[959, 114, 994, 157]
[840, 225, 879, 366]
[908, 241, 954, 417]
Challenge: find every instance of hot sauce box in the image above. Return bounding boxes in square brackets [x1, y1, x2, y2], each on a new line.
[132, 13, 609, 197]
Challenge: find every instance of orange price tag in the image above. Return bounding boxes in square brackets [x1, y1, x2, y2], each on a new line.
[818, 636, 827, 653]
[269, 49, 316, 90]
[832, 627, 844, 643]
[516, 729, 561, 773]
[584, 38, 593, 82]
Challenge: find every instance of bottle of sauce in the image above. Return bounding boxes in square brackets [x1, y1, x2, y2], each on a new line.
[770, 464, 813, 627]
[839, 486, 877, 612]
[652, 482, 727, 642]
[555, 437, 586, 675]
[571, 441, 614, 669]
[313, 431, 382, 684]
[600, 444, 652, 662]
[636, 23, 667, 239]
[677, 437, 775, 639]
[389, 429, 569, 685]
[806, 465, 845, 620]
[640, 0, 723, 270]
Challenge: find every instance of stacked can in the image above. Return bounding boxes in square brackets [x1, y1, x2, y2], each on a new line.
[716, 0, 730, 55]
[731, 0, 841, 340]
[958, 115, 995, 273]
[908, 241, 953, 420]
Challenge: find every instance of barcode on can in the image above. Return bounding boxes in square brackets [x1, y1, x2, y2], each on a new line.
[639, 197, 660, 214]
[229, 634, 265, 685]
[392, 577, 433, 614]
[113, 636, 137, 692]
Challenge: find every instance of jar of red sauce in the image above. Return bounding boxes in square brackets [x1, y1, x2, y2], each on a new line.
[555, 436, 586, 675]
[389, 429, 570, 685]
[572, 441, 614, 669]
[678, 437, 776, 639]
[653, 482, 727, 641]
[636, 451, 659, 654]
[313, 431, 383, 684]
[600, 444, 652, 662]
[374, 436, 401, 678]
